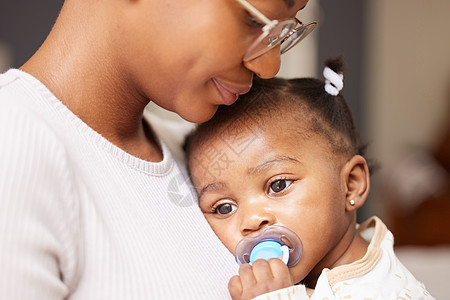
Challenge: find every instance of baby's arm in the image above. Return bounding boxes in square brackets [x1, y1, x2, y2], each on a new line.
[228, 258, 294, 300]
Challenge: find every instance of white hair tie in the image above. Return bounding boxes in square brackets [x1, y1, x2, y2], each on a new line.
[323, 66, 343, 96]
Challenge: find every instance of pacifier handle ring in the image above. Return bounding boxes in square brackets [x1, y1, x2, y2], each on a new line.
[280, 245, 289, 265]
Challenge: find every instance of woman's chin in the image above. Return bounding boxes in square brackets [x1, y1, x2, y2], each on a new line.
[179, 106, 219, 124]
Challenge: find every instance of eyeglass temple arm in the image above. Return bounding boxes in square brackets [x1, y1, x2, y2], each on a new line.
[235, 0, 273, 25]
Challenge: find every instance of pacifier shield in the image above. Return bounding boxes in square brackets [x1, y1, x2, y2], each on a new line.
[234, 225, 303, 268]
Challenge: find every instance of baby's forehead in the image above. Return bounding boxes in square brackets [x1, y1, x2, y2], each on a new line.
[193, 112, 327, 156]
[187, 95, 345, 163]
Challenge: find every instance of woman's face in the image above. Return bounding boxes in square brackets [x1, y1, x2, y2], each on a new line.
[121, 0, 309, 123]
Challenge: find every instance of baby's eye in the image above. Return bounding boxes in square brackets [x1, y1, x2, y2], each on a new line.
[214, 203, 238, 216]
[269, 179, 292, 194]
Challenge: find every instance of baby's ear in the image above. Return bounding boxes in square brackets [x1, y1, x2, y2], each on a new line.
[343, 155, 370, 212]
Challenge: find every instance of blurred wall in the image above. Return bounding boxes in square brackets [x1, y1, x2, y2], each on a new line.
[0, 41, 13, 71]
[0, 1, 63, 70]
[278, 0, 319, 79]
[366, 0, 450, 220]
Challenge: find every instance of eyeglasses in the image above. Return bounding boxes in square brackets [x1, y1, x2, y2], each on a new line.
[235, 0, 317, 61]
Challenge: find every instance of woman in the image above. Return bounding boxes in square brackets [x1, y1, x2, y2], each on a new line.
[0, 0, 314, 298]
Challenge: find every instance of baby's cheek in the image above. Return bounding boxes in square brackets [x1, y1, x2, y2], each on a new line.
[209, 223, 237, 253]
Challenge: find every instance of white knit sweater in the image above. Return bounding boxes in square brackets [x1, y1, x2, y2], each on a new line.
[0, 69, 237, 299]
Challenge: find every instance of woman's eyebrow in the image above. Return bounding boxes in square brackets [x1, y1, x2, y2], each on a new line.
[283, 0, 306, 10]
[283, 0, 295, 8]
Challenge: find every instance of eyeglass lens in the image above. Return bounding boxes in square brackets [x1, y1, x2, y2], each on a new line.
[245, 21, 317, 61]
[245, 20, 296, 61]
[280, 22, 317, 54]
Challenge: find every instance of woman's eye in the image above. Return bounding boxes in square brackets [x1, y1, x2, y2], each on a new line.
[247, 13, 265, 28]
[215, 203, 237, 216]
[269, 179, 292, 194]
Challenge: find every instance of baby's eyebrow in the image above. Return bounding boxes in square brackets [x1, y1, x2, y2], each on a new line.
[247, 156, 302, 175]
[198, 181, 228, 199]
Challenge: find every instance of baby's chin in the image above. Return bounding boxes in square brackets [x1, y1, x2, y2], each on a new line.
[290, 265, 310, 286]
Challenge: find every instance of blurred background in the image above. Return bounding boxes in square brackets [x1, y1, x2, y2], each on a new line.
[1, 0, 449, 298]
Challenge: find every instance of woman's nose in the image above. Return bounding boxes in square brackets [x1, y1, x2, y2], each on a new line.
[243, 46, 281, 79]
[240, 206, 277, 236]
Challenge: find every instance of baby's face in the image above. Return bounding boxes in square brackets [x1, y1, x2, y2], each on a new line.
[189, 118, 353, 284]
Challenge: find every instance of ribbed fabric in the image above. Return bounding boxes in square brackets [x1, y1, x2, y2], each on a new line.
[0, 69, 238, 300]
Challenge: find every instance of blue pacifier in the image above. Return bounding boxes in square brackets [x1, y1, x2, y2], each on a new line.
[234, 225, 303, 268]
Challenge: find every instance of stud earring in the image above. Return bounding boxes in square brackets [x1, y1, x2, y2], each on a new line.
[349, 199, 355, 206]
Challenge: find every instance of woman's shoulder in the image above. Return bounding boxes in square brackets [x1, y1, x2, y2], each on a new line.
[1, 69, 86, 155]
[1, 68, 63, 128]
[1, 73, 67, 154]
[0, 70, 80, 196]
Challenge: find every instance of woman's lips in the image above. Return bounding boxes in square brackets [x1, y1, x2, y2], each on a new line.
[213, 78, 252, 106]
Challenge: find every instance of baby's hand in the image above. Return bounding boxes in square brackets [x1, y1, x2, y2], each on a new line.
[228, 258, 294, 300]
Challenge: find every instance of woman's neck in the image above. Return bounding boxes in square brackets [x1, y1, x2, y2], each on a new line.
[21, 0, 163, 162]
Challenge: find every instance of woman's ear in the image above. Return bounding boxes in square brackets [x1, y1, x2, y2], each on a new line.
[343, 155, 370, 212]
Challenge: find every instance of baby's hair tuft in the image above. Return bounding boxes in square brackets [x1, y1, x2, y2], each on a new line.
[324, 55, 346, 75]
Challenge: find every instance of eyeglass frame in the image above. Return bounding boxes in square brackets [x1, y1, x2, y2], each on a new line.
[235, 0, 317, 61]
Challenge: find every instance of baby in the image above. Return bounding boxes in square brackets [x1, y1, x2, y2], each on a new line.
[185, 57, 434, 300]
